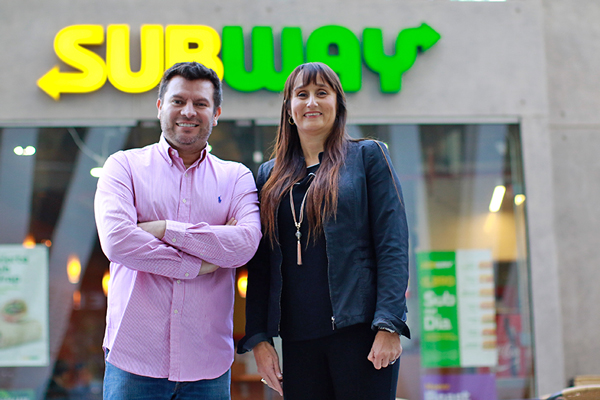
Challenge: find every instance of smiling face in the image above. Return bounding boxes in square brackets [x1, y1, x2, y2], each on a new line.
[289, 72, 338, 141]
[157, 75, 222, 156]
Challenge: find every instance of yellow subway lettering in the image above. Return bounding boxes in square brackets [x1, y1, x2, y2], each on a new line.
[107, 24, 164, 93]
[165, 25, 223, 79]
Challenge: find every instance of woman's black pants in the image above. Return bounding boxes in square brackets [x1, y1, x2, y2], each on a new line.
[281, 324, 401, 400]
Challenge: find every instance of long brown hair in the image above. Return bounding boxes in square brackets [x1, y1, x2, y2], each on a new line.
[260, 62, 351, 243]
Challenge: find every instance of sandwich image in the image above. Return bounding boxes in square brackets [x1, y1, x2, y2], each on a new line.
[0, 299, 42, 348]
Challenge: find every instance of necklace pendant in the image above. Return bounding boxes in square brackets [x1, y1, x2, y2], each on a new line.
[290, 183, 310, 266]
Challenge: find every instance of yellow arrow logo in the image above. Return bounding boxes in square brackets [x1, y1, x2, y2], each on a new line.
[37, 25, 107, 100]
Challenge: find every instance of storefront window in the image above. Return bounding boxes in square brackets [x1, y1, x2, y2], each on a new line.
[0, 123, 531, 400]
[350, 124, 533, 400]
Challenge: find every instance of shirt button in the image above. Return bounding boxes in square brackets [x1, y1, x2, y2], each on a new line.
[182, 199, 187, 203]
[177, 280, 181, 284]
[172, 238, 176, 243]
[185, 273, 189, 277]
[174, 310, 179, 314]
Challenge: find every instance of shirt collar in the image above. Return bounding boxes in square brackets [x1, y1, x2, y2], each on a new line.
[158, 134, 208, 168]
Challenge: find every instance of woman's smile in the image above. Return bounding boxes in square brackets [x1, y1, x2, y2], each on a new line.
[290, 73, 337, 139]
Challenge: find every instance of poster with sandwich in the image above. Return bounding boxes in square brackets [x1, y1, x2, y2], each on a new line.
[0, 245, 49, 366]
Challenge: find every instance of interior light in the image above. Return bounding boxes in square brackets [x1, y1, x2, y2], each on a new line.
[102, 270, 110, 297]
[43, 239, 52, 247]
[207, 144, 213, 153]
[73, 290, 82, 310]
[90, 167, 103, 178]
[237, 269, 248, 298]
[23, 234, 36, 248]
[253, 151, 264, 164]
[13, 146, 36, 156]
[489, 185, 506, 213]
[24, 146, 36, 155]
[67, 254, 81, 284]
[514, 194, 526, 206]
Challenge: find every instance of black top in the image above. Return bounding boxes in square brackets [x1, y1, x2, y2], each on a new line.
[277, 164, 334, 341]
[237, 140, 410, 355]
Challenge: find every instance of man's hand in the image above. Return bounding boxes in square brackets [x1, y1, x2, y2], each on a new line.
[254, 341, 283, 396]
[197, 262, 219, 276]
[367, 330, 402, 370]
[138, 218, 238, 276]
[197, 218, 237, 276]
[137, 220, 166, 239]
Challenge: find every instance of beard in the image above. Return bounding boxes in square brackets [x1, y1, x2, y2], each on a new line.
[161, 118, 213, 149]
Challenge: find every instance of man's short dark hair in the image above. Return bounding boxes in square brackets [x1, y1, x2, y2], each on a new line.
[158, 62, 223, 113]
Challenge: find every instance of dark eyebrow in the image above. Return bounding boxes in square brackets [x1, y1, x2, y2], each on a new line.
[170, 94, 210, 103]
[293, 82, 330, 91]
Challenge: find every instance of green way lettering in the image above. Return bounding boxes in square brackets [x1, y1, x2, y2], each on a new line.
[306, 25, 362, 92]
[363, 23, 441, 93]
[222, 26, 304, 92]
[37, 24, 441, 100]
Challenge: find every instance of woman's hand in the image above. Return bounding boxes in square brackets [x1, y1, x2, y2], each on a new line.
[253, 341, 283, 396]
[367, 330, 402, 369]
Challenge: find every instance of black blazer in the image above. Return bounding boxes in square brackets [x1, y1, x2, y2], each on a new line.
[238, 139, 410, 353]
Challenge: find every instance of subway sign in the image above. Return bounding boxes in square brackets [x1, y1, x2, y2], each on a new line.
[37, 24, 441, 100]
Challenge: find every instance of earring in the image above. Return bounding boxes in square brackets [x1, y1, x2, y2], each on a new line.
[288, 116, 295, 125]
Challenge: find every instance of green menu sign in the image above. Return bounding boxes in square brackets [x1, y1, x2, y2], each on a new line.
[0, 390, 35, 400]
[417, 251, 460, 367]
[417, 250, 498, 369]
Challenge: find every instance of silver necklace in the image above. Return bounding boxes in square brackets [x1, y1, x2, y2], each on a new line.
[289, 172, 315, 265]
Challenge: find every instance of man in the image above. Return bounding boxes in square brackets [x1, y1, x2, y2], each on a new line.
[94, 62, 261, 400]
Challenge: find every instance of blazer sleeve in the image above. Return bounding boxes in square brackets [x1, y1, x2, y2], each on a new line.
[237, 161, 276, 353]
[364, 140, 411, 338]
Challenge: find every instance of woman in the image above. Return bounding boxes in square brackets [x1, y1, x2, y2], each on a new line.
[237, 62, 410, 400]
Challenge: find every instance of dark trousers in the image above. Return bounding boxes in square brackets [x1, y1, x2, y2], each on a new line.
[281, 324, 400, 400]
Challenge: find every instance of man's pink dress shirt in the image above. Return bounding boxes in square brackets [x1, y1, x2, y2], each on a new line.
[94, 135, 261, 382]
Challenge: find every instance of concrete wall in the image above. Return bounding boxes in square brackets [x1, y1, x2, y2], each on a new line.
[544, 0, 600, 383]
